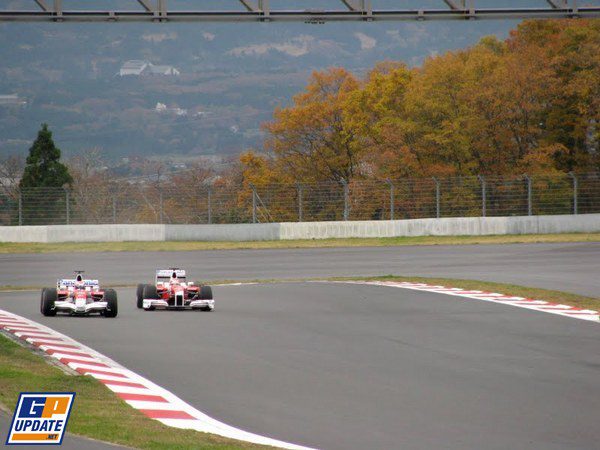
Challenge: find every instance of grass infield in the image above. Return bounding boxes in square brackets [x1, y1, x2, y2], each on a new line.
[0, 232, 598, 254]
[0, 276, 597, 449]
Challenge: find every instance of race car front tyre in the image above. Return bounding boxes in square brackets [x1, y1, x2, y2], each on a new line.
[199, 286, 213, 300]
[41, 288, 57, 316]
[136, 283, 146, 309]
[104, 289, 118, 318]
[142, 284, 159, 310]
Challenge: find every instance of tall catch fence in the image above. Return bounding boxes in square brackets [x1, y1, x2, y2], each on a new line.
[1, 172, 598, 226]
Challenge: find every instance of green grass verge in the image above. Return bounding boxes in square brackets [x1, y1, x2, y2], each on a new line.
[0, 335, 267, 449]
[0, 232, 598, 254]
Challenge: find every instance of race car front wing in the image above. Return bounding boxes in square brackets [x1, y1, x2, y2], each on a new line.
[54, 300, 108, 314]
[142, 298, 214, 311]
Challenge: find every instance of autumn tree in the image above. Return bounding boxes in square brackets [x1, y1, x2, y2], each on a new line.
[239, 20, 599, 222]
[262, 67, 361, 185]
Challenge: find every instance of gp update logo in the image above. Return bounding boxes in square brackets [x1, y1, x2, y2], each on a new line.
[5, 393, 75, 445]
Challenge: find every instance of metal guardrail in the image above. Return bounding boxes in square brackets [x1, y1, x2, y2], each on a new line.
[1, 172, 599, 226]
[2, 1, 599, 22]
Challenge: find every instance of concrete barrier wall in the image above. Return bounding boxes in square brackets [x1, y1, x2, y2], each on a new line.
[166, 224, 280, 242]
[0, 214, 598, 243]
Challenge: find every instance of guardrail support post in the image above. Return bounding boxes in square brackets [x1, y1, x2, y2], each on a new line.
[432, 177, 440, 218]
[568, 172, 578, 214]
[523, 174, 532, 216]
[207, 188, 212, 224]
[65, 189, 70, 224]
[342, 180, 349, 221]
[385, 179, 394, 220]
[478, 175, 486, 217]
[159, 190, 164, 224]
[296, 183, 303, 222]
[251, 184, 257, 224]
[18, 190, 22, 226]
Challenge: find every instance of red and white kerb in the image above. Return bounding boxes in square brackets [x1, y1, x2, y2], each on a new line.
[0, 310, 313, 450]
[337, 281, 600, 322]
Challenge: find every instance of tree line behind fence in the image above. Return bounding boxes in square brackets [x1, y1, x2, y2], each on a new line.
[1, 172, 599, 226]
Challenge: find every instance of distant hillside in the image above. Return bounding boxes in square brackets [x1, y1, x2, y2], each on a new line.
[0, 1, 531, 159]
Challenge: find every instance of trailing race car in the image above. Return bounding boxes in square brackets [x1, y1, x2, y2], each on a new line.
[137, 268, 214, 311]
[40, 271, 118, 317]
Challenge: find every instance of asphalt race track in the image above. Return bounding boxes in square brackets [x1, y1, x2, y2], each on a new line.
[1, 242, 600, 296]
[0, 282, 598, 450]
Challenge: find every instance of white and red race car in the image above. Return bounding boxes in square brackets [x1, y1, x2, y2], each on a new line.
[137, 269, 214, 311]
[40, 271, 118, 317]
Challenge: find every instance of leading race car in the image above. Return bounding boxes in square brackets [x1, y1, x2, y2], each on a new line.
[137, 268, 214, 311]
[40, 271, 118, 317]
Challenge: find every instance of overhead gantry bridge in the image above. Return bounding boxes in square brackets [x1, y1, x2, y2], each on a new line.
[1, 1, 599, 22]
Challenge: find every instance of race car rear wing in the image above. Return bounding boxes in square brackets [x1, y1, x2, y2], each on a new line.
[57, 279, 99, 289]
[155, 269, 186, 283]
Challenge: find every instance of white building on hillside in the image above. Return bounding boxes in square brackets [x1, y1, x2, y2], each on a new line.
[118, 60, 149, 76]
[148, 65, 180, 76]
[0, 94, 26, 106]
[119, 60, 180, 77]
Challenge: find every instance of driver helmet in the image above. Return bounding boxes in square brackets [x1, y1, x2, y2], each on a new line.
[75, 274, 85, 289]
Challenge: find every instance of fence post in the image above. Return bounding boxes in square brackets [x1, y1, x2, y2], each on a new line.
[385, 179, 394, 221]
[523, 174, 532, 216]
[18, 190, 22, 226]
[478, 175, 486, 217]
[432, 177, 440, 219]
[207, 187, 212, 224]
[568, 172, 578, 214]
[65, 188, 70, 225]
[296, 183, 303, 222]
[112, 196, 117, 224]
[250, 184, 257, 224]
[159, 189, 164, 224]
[342, 180, 349, 221]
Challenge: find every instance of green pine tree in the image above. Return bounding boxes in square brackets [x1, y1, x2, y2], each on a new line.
[18, 124, 73, 225]
[20, 123, 72, 189]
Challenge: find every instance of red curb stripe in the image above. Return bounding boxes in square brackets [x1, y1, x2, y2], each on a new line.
[117, 393, 169, 403]
[45, 348, 93, 358]
[31, 340, 79, 349]
[7, 327, 48, 333]
[59, 357, 109, 368]
[17, 334, 62, 340]
[74, 367, 128, 378]
[99, 379, 147, 389]
[0, 323, 38, 329]
[140, 409, 195, 420]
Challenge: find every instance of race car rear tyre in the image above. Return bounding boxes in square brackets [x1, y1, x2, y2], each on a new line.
[104, 289, 118, 318]
[41, 288, 57, 317]
[199, 286, 213, 300]
[136, 283, 146, 309]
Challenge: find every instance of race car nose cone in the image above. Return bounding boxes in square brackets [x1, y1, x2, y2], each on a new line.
[75, 297, 86, 311]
